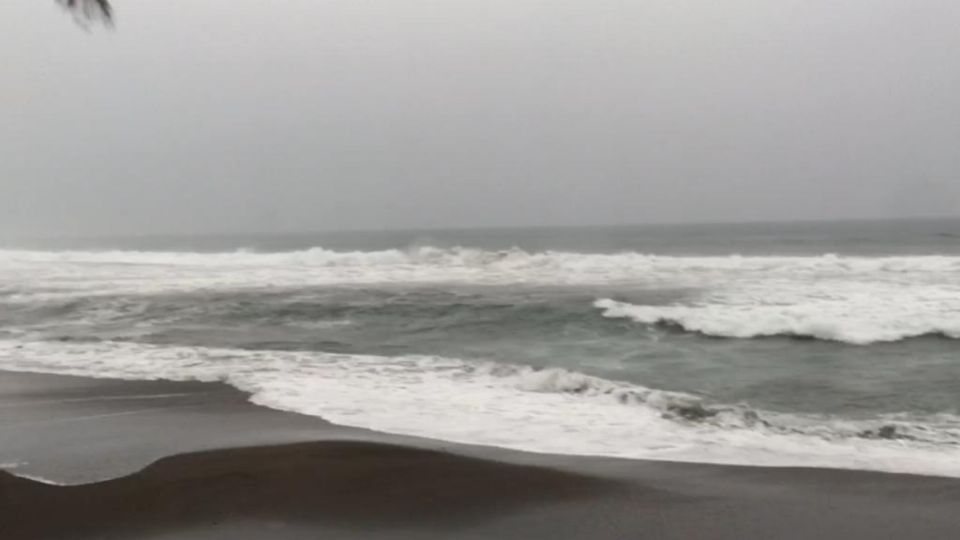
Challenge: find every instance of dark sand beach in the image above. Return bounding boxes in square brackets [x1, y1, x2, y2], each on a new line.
[2, 371, 960, 539]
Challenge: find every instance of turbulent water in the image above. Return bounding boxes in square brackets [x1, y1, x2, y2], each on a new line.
[2, 220, 960, 476]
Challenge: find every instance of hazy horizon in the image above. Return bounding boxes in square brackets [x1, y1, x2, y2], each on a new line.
[4, 0, 960, 236]
[7, 215, 960, 245]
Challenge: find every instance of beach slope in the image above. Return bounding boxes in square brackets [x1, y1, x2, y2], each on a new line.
[1, 371, 959, 539]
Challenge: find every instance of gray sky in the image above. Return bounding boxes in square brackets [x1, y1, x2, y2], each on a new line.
[2, 0, 960, 235]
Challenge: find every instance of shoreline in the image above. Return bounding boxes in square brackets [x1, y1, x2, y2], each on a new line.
[2, 370, 960, 539]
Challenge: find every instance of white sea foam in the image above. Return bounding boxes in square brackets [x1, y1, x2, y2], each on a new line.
[1, 339, 959, 478]
[11, 473, 69, 486]
[594, 270, 960, 345]
[595, 298, 960, 345]
[4, 247, 960, 344]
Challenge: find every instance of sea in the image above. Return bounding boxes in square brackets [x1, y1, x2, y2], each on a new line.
[2, 219, 960, 476]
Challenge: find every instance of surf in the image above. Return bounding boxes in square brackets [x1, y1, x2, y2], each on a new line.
[2, 338, 959, 478]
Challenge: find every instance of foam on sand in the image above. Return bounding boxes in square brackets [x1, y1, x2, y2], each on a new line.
[2, 339, 959, 478]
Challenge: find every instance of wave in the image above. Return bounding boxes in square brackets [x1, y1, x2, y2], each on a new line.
[595, 296, 960, 345]
[5, 247, 960, 346]
[3, 245, 960, 289]
[5, 246, 960, 271]
[2, 339, 960, 477]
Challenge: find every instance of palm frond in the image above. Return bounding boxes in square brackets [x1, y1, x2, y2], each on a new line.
[56, 0, 113, 28]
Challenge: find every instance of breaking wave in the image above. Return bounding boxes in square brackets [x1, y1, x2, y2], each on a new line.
[594, 294, 960, 346]
[4, 246, 960, 475]
[5, 246, 960, 271]
[1, 339, 959, 477]
[5, 247, 960, 345]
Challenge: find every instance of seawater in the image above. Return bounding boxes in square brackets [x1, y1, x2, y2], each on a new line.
[2, 219, 959, 476]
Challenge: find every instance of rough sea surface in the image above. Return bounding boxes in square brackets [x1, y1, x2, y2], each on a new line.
[2, 219, 960, 476]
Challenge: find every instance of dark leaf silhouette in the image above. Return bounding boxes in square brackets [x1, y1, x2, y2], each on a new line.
[57, 0, 113, 27]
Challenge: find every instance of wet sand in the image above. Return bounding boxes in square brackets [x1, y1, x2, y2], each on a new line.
[1, 371, 959, 539]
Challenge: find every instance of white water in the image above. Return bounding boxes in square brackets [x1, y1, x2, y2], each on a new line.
[595, 291, 960, 345]
[3, 247, 960, 476]
[5, 247, 960, 345]
[1, 339, 959, 478]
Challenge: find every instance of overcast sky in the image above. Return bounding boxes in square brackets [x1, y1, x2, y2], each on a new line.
[2, 0, 959, 235]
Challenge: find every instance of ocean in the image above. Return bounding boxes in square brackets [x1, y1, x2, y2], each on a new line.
[2, 219, 960, 476]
